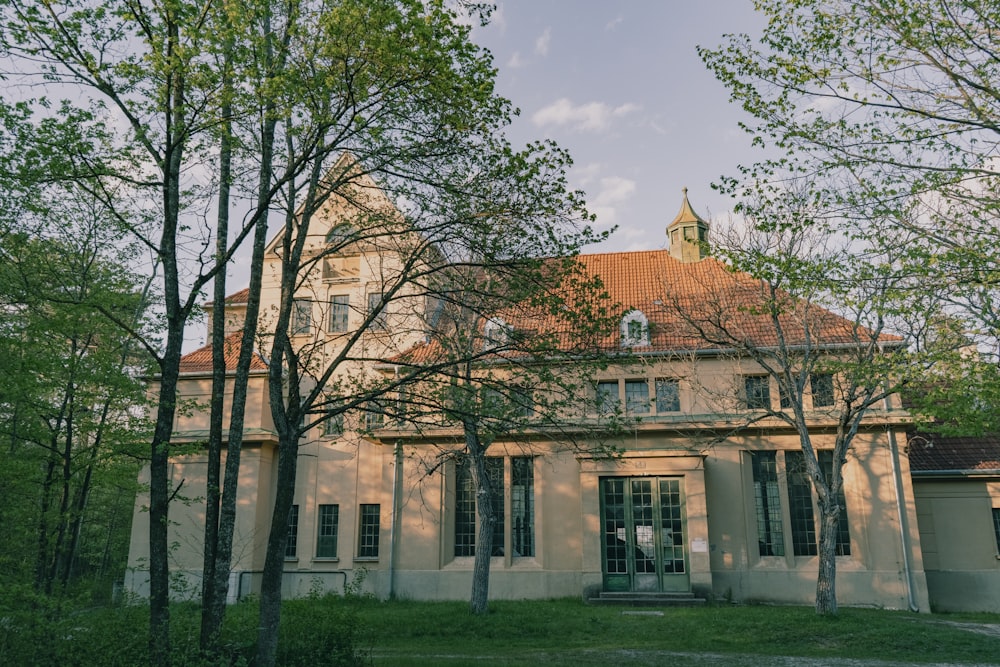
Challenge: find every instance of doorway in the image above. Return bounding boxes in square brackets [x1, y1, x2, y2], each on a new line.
[600, 477, 689, 592]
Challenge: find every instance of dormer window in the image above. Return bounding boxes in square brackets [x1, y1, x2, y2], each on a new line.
[326, 223, 356, 246]
[483, 317, 510, 350]
[620, 310, 649, 347]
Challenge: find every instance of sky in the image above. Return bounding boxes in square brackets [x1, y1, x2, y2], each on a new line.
[469, 1, 767, 253]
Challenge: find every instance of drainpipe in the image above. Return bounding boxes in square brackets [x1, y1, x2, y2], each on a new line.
[885, 405, 920, 612]
[388, 440, 403, 599]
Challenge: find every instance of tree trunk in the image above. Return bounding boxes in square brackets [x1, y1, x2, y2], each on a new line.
[255, 432, 299, 667]
[815, 503, 840, 615]
[466, 424, 495, 615]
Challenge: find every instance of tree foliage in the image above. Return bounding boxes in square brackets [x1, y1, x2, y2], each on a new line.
[699, 0, 1000, 433]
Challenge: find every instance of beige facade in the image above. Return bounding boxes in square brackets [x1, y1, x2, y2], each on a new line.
[126, 188, 953, 611]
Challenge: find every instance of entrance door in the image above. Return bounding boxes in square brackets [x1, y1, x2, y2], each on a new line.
[601, 477, 689, 593]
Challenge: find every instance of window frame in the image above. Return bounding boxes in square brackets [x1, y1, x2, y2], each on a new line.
[453, 455, 535, 560]
[316, 504, 339, 559]
[328, 294, 350, 333]
[366, 292, 387, 331]
[624, 379, 650, 415]
[744, 375, 771, 410]
[746, 450, 851, 562]
[655, 378, 680, 413]
[291, 300, 312, 336]
[811, 373, 835, 408]
[285, 504, 300, 560]
[357, 504, 381, 559]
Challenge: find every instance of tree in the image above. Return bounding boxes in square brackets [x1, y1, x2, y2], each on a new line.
[377, 163, 621, 614]
[0, 194, 151, 600]
[698, 0, 1000, 432]
[660, 187, 930, 614]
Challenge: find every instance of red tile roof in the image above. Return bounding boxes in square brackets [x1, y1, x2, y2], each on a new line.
[205, 288, 251, 309]
[908, 432, 1000, 473]
[179, 331, 268, 374]
[393, 250, 894, 365]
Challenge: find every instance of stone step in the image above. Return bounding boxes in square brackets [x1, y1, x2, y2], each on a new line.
[587, 591, 707, 607]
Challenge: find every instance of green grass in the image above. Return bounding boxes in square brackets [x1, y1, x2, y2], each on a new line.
[347, 598, 1000, 666]
[5, 595, 999, 665]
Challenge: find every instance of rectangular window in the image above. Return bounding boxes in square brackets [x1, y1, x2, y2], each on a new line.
[819, 451, 852, 556]
[744, 376, 771, 410]
[655, 378, 680, 413]
[316, 504, 339, 558]
[779, 381, 793, 409]
[750, 452, 785, 556]
[328, 295, 349, 333]
[511, 457, 535, 557]
[453, 456, 533, 558]
[285, 504, 299, 559]
[625, 380, 650, 415]
[357, 504, 380, 558]
[596, 380, 619, 415]
[785, 451, 818, 556]
[367, 292, 387, 330]
[364, 402, 384, 430]
[322, 409, 344, 437]
[811, 373, 835, 408]
[292, 300, 311, 335]
[993, 508, 1000, 554]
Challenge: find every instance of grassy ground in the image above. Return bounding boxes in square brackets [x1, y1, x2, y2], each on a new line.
[347, 598, 1000, 666]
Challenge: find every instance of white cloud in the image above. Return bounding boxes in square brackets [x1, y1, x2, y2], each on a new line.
[588, 176, 637, 227]
[535, 27, 551, 56]
[605, 16, 624, 31]
[532, 98, 640, 132]
[507, 51, 526, 69]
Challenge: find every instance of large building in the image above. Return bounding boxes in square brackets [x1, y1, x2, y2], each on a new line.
[125, 186, 1000, 612]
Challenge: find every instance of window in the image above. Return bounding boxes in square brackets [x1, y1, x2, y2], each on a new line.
[744, 376, 771, 410]
[364, 402, 384, 430]
[316, 504, 339, 558]
[993, 508, 1000, 554]
[749, 451, 850, 558]
[322, 409, 344, 437]
[367, 292, 387, 330]
[750, 452, 785, 556]
[326, 223, 356, 245]
[285, 505, 299, 559]
[819, 451, 851, 556]
[292, 300, 311, 335]
[454, 456, 534, 558]
[811, 373, 835, 408]
[785, 451, 818, 556]
[655, 378, 680, 412]
[620, 310, 649, 347]
[779, 381, 793, 409]
[625, 380, 650, 415]
[328, 295, 349, 333]
[483, 317, 509, 350]
[357, 504, 380, 558]
[596, 381, 619, 415]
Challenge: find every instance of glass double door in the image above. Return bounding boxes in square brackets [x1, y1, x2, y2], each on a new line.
[601, 477, 689, 593]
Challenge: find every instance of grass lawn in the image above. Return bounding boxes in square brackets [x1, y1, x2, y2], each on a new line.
[346, 598, 1000, 666]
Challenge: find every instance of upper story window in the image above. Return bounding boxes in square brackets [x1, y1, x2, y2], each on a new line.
[595, 378, 682, 417]
[810, 373, 835, 408]
[292, 300, 312, 335]
[620, 310, 649, 347]
[483, 317, 509, 350]
[328, 295, 350, 333]
[326, 223, 357, 246]
[744, 375, 771, 410]
[367, 292, 387, 330]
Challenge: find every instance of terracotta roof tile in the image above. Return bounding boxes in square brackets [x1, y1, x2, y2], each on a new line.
[180, 331, 268, 374]
[205, 288, 251, 309]
[394, 250, 893, 365]
[908, 432, 1000, 473]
